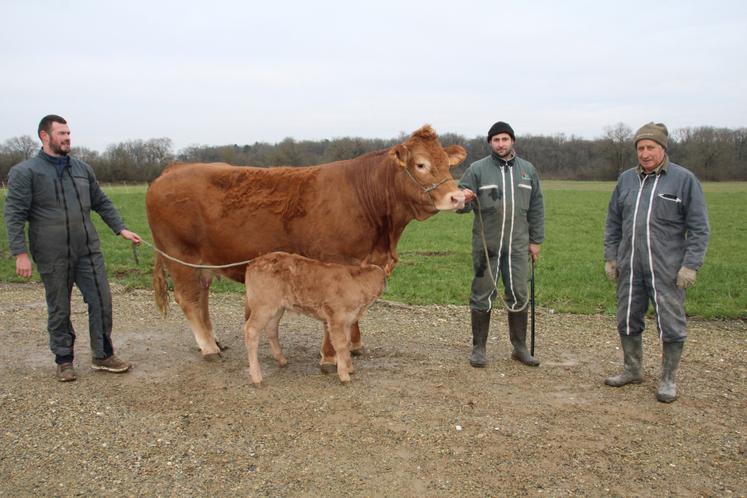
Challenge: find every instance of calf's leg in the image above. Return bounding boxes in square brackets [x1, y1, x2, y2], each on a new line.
[243, 308, 275, 386]
[328, 320, 352, 383]
[264, 310, 288, 367]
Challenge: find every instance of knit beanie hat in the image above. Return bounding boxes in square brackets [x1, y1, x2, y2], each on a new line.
[634, 122, 668, 149]
[487, 121, 515, 142]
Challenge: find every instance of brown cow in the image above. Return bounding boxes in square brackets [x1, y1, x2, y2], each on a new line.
[147, 125, 466, 369]
[242, 252, 386, 385]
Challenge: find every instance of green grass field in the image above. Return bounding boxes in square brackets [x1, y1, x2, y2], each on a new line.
[1, 181, 745, 319]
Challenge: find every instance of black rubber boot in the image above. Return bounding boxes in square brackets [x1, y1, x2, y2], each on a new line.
[508, 310, 540, 366]
[469, 309, 491, 368]
[657, 341, 684, 403]
[605, 334, 644, 387]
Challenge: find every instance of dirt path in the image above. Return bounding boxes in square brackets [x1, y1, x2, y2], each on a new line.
[0, 282, 745, 497]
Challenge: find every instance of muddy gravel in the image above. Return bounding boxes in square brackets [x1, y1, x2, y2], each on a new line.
[0, 282, 745, 497]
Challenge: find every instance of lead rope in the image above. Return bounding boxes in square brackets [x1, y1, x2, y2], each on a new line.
[137, 239, 255, 269]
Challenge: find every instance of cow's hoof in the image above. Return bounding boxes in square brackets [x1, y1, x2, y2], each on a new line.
[339, 377, 351, 384]
[320, 363, 337, 374]
[203, 352, 222, 362]
[350, 346, 365, 357]
[278, 358, 289, 368]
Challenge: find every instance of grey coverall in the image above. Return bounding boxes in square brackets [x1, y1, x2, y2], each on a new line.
[604, 159, 710, 342]
[459, 154, 545, 312]
[4, 151, 127, 363]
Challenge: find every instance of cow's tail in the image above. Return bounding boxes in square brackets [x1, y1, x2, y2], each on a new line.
[153, 253, 170, 317]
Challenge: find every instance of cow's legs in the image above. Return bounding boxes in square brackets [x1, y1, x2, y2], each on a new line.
[350, 321, 364, 355]
[169, 263, 221, 360]
[320, 326, 337, 373]
[327, 320, 352, 383]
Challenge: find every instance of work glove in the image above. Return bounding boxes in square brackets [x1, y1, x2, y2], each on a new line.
[604, 260, 618, 282]
[676, 266, 697, 289]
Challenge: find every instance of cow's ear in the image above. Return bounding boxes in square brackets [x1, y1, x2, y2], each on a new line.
[444, 145, 467, 168]
[389, 144, 409, 169]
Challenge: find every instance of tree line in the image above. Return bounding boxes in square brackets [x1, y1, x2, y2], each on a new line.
[1, 124, 745, 183]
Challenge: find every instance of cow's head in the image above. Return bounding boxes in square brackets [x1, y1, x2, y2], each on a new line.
[389, 125, 466, 219]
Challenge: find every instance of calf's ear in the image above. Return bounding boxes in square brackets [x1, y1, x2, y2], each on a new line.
[389, 144, 410, 168]
[444, 145, 467, 167]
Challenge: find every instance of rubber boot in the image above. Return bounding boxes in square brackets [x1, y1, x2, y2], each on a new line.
[656, 342, 684, 403]
[508, 310, 540, 366]
[605, 334, 644, 387]
[469, 309, 490, 368]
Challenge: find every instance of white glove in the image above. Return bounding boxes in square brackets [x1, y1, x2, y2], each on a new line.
[676, 266, 697, 289]
[605, 260, 618, 282]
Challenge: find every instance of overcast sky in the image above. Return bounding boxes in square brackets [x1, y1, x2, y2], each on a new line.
[2, 0, 745, 152]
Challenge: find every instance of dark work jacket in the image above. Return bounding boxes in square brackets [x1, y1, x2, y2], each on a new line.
[4, 150, 126, 273]
[604, 159, 710, 279]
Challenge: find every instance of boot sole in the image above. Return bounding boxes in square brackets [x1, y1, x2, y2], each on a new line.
[469, 361, 487, 368]
[91, 365, 131, 373]
[604, 378, 643, 387]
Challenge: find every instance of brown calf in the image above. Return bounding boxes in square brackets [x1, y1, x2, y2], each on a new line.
[243, 252, 387, 385]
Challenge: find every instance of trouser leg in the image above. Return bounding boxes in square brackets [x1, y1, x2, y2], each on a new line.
[500, 244, 529, 312]
[74, 252, 114, 360]
[40, 264, 76, 364]
[650, 281, 687, 343]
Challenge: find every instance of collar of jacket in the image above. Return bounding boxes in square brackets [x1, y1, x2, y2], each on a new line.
[490, 150, 516, 168]
[637, 154, 670, 177]
[38, 149, 71, 177]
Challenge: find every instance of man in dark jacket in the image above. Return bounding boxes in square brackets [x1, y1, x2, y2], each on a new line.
[604, 122, 710, 403]
[4, 115, 142, 382]
[459, 121, 544, 369]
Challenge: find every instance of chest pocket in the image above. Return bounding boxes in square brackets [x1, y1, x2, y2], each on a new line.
[71, 174, 92, 209]
[653, 192, 684, 225]
[32, 171, 59, 206]
[515, 181, 532, 214]
[477, 184, 502, 211]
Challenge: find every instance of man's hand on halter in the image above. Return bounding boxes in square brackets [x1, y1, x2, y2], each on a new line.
[462, 188, 476, 203]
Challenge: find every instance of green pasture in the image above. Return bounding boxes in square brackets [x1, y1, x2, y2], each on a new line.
[1, 181, 745, 319]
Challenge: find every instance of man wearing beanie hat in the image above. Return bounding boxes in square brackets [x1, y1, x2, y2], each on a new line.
[604, 121, 710, 403]
[458, 121, 544, 369]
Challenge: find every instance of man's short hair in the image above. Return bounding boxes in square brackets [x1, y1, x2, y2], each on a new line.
[38, 114, 67, 138]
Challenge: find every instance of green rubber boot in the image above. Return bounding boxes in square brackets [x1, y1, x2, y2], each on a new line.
[657, 342, 684, 403]
[469, 310, 491, 368]
[508, 310, 540, 367]
[605, 334, 644, 387]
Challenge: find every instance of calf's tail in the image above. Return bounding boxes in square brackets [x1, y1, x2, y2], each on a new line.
[153, 253, 170, 317]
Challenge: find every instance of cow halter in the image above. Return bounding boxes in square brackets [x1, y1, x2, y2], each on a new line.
[403, 166, 450, 208]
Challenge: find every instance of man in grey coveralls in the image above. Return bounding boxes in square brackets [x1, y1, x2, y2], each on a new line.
[459, 121, 544, 369]
[604, 122, 709, 403]
[4, 115, 142, 382]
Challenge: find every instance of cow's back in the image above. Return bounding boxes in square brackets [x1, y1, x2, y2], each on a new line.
[147, 160, 391, 282]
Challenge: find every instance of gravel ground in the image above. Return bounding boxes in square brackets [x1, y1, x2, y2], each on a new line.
[0, 282, 745, 497]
